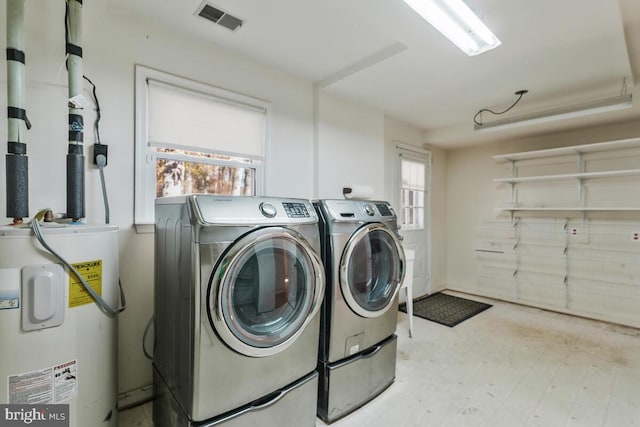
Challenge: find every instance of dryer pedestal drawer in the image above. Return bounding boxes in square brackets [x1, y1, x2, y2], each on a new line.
[317, 334, 397, 423]
[154, 368, 318, 427]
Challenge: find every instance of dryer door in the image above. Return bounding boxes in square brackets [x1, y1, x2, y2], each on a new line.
[339, 223, 405, 318]
[208, 227, 324, 358]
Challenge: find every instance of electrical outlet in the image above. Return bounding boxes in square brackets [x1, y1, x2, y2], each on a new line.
[93, 143, 108, 166]
[569, 223, 589, 244]
[632, 231, 640, 242]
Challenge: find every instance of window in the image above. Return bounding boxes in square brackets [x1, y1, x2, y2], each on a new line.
[135, 66, 269, 231]
[155, 149, 255, 197]
[400, 157, 426, 229]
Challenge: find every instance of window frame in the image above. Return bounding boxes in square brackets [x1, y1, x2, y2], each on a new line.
[134, 65, 270, 232]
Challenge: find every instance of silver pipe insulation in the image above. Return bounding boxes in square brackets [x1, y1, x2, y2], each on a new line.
[66, 0, 85, 221]
[6, 0, 29, 223]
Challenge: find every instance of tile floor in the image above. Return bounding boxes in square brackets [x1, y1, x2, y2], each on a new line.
[119, 292, 640, 426]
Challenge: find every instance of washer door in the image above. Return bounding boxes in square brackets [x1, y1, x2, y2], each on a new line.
[339, 223, 405, 318]
[208, 227, 324, 358]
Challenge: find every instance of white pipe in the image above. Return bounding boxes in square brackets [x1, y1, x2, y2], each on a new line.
[66, 0, 85, 220]
[67, 0, 83, 119]
[7, 0, 25, 144]
[6, 0, 29, 222]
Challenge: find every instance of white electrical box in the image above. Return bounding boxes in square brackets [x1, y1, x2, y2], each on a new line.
[22, 264, 65, 331]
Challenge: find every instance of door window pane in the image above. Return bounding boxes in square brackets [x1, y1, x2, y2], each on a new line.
[400, 158, 426, 229]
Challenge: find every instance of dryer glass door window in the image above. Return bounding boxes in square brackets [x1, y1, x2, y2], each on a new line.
[209, 228, 323, 357]
[341, 224, 404, 318]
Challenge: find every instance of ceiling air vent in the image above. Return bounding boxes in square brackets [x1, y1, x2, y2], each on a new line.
[195, 2, 243, 31]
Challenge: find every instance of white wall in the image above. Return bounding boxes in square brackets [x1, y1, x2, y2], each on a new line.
[445, 121, 640, 294]
[317, 92, 385, 199]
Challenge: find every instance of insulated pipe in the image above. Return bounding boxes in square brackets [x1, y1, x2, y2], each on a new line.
[66, 0, 85, 221]
[6, 0, 29, 223]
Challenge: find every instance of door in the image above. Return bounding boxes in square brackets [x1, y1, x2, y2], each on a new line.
[339, 223, 404, 318]
[394, 144, 431, 298]
[208, 227, 324, 357]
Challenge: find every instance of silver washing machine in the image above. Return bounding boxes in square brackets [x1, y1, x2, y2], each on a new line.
[153, 195, 325, 427]
[314, 199, 405, 423]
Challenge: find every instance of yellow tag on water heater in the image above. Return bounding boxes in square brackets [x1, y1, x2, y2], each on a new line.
[68, 260, 103, 308]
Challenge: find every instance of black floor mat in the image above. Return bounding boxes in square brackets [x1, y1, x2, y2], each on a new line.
[399, 292, 492, 327]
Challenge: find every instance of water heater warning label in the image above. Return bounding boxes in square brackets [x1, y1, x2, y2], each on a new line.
[0, 268, 20, 310]
[68, 260, 102, 308]
[7, 360, 78, 404]
[0, 293, 19, 310]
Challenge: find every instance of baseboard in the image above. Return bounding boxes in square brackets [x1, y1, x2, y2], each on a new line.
[118, 384, 153, 411]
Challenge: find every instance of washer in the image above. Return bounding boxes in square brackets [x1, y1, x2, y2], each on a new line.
[314, 199, 405, 423]
[153, 195, 325, 427]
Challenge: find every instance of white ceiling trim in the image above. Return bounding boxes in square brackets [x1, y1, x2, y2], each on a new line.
[315, 42, 407, 89]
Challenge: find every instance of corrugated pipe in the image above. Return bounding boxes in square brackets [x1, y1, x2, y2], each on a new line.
[6, 0, 30, 224]
[66, 0, 84, 221]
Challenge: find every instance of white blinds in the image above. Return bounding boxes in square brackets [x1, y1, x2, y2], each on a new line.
[147, 79, 265, 157]
[401, 158, 426, 191]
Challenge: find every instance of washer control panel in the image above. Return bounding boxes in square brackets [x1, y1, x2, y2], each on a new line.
[282, 202, 310, 218]
[319, 199, 397, 222]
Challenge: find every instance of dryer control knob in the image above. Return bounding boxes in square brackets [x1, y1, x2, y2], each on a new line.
[259, 202, 277, 218]
[364, 203, 376, 216]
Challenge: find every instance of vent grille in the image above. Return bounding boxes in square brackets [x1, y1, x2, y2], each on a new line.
[199, 5, 224, 22]
[196, 3, 243, 31]
[218, 13, 243, 31]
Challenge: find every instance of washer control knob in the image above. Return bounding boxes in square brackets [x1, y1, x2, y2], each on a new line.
[364, 203, 376, 216]
[259, 202, 277, 218]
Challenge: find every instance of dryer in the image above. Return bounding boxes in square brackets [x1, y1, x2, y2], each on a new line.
[314, 199, 405, 423]
[153, 195, 325, 427]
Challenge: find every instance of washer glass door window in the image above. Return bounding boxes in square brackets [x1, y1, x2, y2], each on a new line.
[340, 224, 404, 318]
[209, 228, 323, 357]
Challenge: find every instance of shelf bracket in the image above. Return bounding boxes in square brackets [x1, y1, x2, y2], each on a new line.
[577, 153, 585, 207]
[513, 217, 521, 300]
[509, 160, 518, 207]
[563, 218, 570, 309]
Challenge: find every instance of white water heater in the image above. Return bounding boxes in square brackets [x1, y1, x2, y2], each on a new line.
[0, 224, 118, 427]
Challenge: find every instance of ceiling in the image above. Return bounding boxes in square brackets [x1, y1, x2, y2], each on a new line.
[108, 0, 640, 148]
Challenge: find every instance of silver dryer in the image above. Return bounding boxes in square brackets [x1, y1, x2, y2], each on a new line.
[154, 195, 325, 426]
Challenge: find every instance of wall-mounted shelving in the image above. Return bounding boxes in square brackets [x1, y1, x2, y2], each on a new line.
[493, 168, 640, 184]
[475, 139, 640, 328]
[493, 137, 640, 214]
[500, 207, 640, 212]
[493, 137, 640, 162]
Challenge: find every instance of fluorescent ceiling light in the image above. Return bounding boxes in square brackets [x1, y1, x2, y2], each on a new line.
[474, 94, 633, 131]
[403, 0, 501, 56]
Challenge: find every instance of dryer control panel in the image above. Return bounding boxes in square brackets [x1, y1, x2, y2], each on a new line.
[182, 195, 318, 225]
[283, 202, 311, 218]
